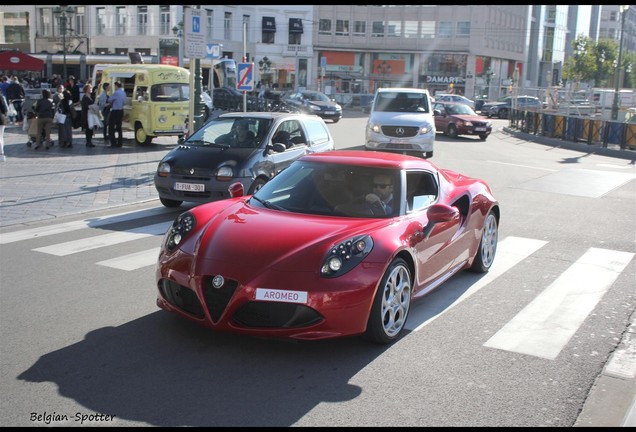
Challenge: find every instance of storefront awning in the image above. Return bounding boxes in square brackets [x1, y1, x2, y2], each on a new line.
[262, 17, 276, 32]
[0, 51, 44, 71]
[289, 18, 303, 34]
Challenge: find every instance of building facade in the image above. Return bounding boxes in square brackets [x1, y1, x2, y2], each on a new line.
[0, 5, 633, 100]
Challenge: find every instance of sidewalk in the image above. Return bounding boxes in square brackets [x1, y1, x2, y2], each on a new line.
[0, 115, 634, 426]
[0, 122, 171, 228]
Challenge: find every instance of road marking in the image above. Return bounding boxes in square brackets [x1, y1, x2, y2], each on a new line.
[408, 236, 548, 331]
[97, 247, 161, 271]
[0, 206, 171, 245]
[33, 222, 171, 256]
[487, 160, 556, 172]
[483, 247, 634, 360]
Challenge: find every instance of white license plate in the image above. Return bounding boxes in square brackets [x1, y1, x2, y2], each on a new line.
[324, 111, 335, 115]
[173, 125, 184, 130]
[174, 182, 205, 192]
[475, 127, 487, 132]
[255, 288, 308, 304]
[391, 138, 410, 144]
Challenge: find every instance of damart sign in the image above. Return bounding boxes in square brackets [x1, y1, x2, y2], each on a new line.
[425, 75, 465, 85]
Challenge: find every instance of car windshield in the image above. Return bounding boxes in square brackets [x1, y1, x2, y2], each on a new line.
[446, 104, 477, 115]
[187, 117, 272, 148]
[250, 160, 401, 218]
[303, 91, 331, 102]
[374, 92, 429, 113]
[150, 83, 189, 102]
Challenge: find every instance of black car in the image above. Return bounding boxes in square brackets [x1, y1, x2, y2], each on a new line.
[282, 90, 342, 123]
[154, 112, 336, 207]
[480, 95, 541, 119]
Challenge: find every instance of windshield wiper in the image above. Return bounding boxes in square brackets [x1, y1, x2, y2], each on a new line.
[251, 196, 287, 211]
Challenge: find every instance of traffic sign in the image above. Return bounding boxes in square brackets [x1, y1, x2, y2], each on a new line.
[237, 62, 254, 91]
[184, 7, 206, 59]
[206, 44, 222, 59]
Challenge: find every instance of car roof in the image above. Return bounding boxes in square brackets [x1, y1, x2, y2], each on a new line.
[301, 150, 438, 171]
[217, 112, 323, 121]
[376, 87, 430, 94]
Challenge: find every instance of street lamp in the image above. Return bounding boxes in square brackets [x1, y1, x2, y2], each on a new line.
[172, 22, 184, 67]
[611, 5, 629, 121]
[53, 5, 76, 81]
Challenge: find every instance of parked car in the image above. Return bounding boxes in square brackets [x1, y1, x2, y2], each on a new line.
[211, 86, 244, 111]
[365, 87, 436, 158]
[433, 101, 493, 140]
[474, 95, 489, 112]
[155, 150, 500, 344]
[434, 93, 475, 109]
[282, 90, 342, 123]
[480, 95, 541, 119]
[154, 112, 335, 207]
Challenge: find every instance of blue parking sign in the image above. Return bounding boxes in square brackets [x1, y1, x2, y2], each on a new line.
[237, 63, 254, 91]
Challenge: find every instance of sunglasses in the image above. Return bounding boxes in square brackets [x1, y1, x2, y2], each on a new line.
[373, 183, 391, 189]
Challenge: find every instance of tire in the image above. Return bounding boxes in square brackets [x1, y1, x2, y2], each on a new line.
[332, 118, 340, 123]
[134, 123, 153, 146]
[247, 177, 267, 195]
[363, 257, 412, 344]
[469, 210, 498, 273]
[160, 197, 182, 208]
[447, 124, 458, 138]
[479, 134, 488, 141]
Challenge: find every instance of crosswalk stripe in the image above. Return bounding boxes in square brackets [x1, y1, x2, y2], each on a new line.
[33, 222, 171, 256]
[97, 247, 161, 271]
[0, 207, 174, 244]
[483, 247, 635, 360]
[0, 206, 172, 245]
[408, 236, 548, 331]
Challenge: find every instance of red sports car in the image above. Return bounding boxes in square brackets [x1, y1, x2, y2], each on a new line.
[156, 150, 500, 344]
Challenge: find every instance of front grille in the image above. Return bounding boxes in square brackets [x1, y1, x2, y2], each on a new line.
[386, 143, 417, 150]
[233, 301, 323, 328]
[172, 167, 211, 178]
[159, 279, 204, 317]
[202, 276, 239, 322]
[381, 126, 420, 138]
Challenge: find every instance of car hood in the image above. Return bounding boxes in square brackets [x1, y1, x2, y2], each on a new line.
[449, 114, 489, 122]
[161, 144, 261, 168]
[187, 200, 387, 275]
[369, 111, 433, 125]
[482, 102, 507, 107]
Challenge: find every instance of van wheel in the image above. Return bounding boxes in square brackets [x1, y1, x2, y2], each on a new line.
[135, 123, 153, 146]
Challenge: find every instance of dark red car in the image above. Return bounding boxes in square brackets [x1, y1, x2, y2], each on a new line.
[433, 101, 493, 140]
[156, 150, 500, 344]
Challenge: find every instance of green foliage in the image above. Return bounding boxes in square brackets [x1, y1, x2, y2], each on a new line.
[562, 35, 633, 88]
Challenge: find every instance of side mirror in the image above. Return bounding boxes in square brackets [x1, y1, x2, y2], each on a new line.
[433, 109, 441, 116]
[228, 182, 244, 198]
[268, 142, 287, 153]
[423, 203, 460, 239]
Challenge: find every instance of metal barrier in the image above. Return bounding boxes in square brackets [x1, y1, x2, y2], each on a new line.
[509, 109, 635, 150]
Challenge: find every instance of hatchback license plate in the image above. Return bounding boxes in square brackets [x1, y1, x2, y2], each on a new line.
[475, 127, 486, 132]
[174, 182, 205, 192]
[325, 111, 335, 115]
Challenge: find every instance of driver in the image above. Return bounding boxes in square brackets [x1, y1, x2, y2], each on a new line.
[235, 119, 255, 147]
[365, 173, 394, 215]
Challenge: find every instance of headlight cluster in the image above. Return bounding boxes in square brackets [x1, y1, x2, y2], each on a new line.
[420, 124, 433, 134]
[320, 235, 373, 278]
[157, 161, 171, 177]
[165, 211, 196, 251]
[217, 166, 234, 181]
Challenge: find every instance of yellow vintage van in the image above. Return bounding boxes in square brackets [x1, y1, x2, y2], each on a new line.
[96, 64, 189, 146]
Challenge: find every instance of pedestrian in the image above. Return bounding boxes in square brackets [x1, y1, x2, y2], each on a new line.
[0, 76, 10, 101]
[57, 89, 74, 148]
[32, 88, 55, 150]
[80, 83, 96, 147]
[107, 81, 125, 147]
[65, 75, 81, 104]
[0, 93, 7, 161]
[52, 84, 65, 110]
[97, 82, 111, 141]
[7, 76, 25, 126]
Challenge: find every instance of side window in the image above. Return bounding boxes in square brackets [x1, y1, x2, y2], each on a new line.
[304, 118, 330, 145]
[406, 171, 438, 213]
